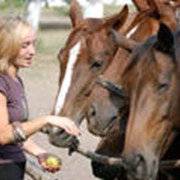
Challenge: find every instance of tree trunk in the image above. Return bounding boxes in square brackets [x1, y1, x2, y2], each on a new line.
[24, 0, 42, 31]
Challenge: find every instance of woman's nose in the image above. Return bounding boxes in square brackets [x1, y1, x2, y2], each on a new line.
[29, 44, 36, 55]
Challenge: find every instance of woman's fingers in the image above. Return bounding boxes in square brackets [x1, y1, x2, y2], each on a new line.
[48, 116, 80, 135]
[63, 122, 80, 135]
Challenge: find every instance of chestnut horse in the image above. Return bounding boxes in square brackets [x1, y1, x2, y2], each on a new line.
[118, 23, 180, 180]
[92, 23, 180, 180]
[49, 0, 129, 147]
[92, 24, 180, 180]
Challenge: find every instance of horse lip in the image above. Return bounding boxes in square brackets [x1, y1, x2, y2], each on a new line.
[50, 131, 75, 147]
[49, 114, 84, 148]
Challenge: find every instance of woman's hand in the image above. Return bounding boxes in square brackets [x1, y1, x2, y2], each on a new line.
[37, 153, 61, 173]
[46, 116, 80, 136]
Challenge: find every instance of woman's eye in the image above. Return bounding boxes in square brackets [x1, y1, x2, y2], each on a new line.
[90, 61, 102, 70]
[21, 40, 36, 49]
[21, 43, 28, 48]
[21, 42, 31, 49]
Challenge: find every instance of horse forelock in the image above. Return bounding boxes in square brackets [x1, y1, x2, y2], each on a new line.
[73, 18, 105, 34]
[55, 41, 81, 115]
[65, 19, 104, 48]
[123, 36, 157, 76]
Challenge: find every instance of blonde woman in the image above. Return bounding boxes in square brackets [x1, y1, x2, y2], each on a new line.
[0, 16, 80, 180]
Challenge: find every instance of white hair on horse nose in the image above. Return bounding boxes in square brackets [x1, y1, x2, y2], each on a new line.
[55, 41, 81, 115]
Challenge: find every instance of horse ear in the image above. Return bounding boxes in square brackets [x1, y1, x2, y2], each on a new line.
[156, 23, 174, 54]
[69, 0, 83, 27]
[103, 5, 129, 31]
[111, 30, 139, 52]
[132, 0, 149, 11]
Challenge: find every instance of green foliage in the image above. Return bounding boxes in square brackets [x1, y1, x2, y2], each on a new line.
[64, 0, 71, 4]
[0, 0, 24, 9]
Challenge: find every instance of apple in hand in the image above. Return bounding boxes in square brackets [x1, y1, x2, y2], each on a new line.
[45, 156, 61, 168]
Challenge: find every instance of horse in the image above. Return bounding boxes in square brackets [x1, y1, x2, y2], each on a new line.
[92, 23, 180, 180]
[86, 0, 178, 136]
[48, 0, 129, 147]
[116, 23, 180, 180]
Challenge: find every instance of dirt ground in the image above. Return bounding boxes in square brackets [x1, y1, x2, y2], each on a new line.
[19, 9, 101, 180]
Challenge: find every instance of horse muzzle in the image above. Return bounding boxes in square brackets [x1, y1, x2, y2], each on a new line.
[124, 153, 158, 180]
[49, 127, 77, 148]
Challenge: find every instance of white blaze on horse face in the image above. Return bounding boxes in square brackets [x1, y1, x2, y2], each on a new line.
[126, 24, 139, 38]
[55, 41, 81, 115]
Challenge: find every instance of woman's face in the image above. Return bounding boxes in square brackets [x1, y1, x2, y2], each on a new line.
[13, 29, 37, 68]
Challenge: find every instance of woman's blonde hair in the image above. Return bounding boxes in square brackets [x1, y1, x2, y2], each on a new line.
[0, 16, 33, 73]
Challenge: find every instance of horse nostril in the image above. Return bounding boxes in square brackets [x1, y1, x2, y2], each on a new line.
[134, 154, 145, 168]
[125, 154, 147, 180]
[88, 105, 96, 117]
[132, 154, 147, 179]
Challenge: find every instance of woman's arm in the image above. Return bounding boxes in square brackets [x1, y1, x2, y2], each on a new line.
[23, 138, 46, 156]
[20, 115, 80, 138]
[0, 93, 15, 145]
[0, 92, 80, 146]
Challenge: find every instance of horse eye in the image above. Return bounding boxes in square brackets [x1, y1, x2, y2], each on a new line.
[90, 61, 102, 71]
[157, 83, 169, 92]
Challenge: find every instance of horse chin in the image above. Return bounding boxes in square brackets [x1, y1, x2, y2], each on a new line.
[88, 118, 118, 137]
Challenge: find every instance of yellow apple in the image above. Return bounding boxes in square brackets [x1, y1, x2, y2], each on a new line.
[46, 156, 61, 167]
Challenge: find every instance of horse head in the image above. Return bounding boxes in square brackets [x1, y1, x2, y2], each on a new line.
[121, 23, 179, 180]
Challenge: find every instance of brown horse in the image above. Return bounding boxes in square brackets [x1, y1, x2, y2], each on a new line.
[93, 22, 180, 180]
[92, 23, 180, 180]
[49, 0, 129, 147]
[87, 0, 178, 136]
[118, 23, 180, 180]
